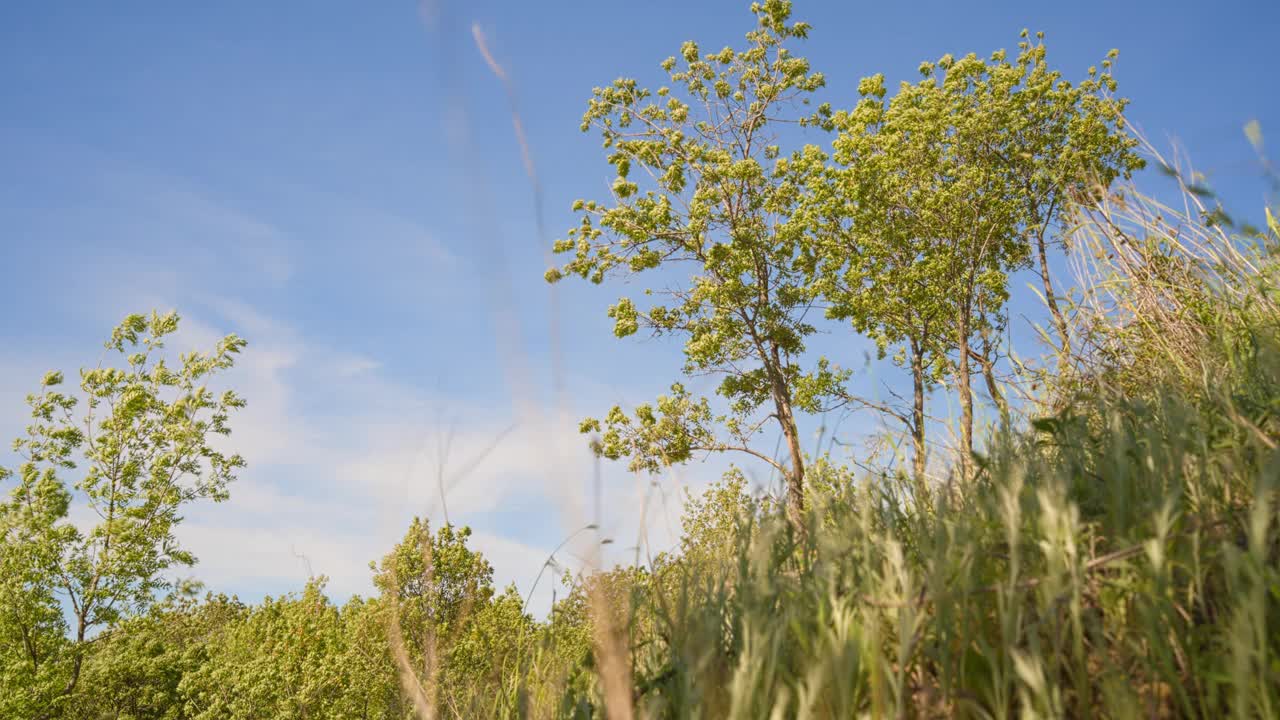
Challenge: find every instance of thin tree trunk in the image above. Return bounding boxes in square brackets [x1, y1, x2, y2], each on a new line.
[768, 346, 806, 537]
[19, 623, 37, 670]
[910, 337, 927, 481]
[1036, 231, 1071, 358]
[977, 327, 1008, 419]
[37, 618, 87, 720]
[956, 306, 974, 482]
[68, 618, 86, 693]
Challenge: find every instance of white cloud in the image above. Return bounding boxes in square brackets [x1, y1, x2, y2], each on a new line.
[334, 355, 382, 377]
[469, 531, 562, 614]
[101, 169, 296, 287]
[0, 143, 728, 616]
[144, 299, 716, 615]
[0, 298, 760, 618]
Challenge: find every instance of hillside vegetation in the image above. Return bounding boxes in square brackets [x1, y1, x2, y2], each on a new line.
[2, 2, 1277, 718]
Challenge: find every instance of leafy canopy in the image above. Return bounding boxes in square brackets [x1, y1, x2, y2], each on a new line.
[0, 310, 245, 716]
[548, 0, 845, 512]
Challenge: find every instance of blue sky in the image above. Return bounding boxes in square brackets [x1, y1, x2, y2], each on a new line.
[1, 0, 1276, 613]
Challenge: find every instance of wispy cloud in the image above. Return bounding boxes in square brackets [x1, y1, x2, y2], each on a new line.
[0, 289, 767, 616]
[0, 137, 722, 615]
[159, 300, 707, 614]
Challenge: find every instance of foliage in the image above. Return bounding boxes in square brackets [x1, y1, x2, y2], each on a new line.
[548, 0, 844, 528]
[0, 310, 245, 718]
[551, 1, 1142, 522]
[373, 518, 536, 717]
[527, 168, 1280, 717]
[805, 35, 1140, 477]
[179, 579, 364, 719]
[70, 589, 248, 720]
[0, 4, 1275, 719]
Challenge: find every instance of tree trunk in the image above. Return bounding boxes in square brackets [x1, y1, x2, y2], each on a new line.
[37, 618, 87, 720]
[956, 306, 974, 483]
[68, 618, 86, 694]
[977, 328, 1008, 420]
[20, 624, 38, 671]
[910, 337, 927, 481]
[768, 347, 806, 537]
[1036, 231, 1071, 358]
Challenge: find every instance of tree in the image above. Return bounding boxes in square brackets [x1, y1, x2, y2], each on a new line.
[442, 584, 535, 715]
[804, 124, 951, 480]
[547, 0, 841, 531]
[374, 518, 532, 716]
[180, 579, 356, 720]
[676, 468, 761, 572]
[0, 310, 246, 718]
[813, 39, 1139, 480]
[996, 33, 1142, 359]
[816, 58, 1024, 481]
[69, 588, 247, 720]
[338, 595, 412, 719]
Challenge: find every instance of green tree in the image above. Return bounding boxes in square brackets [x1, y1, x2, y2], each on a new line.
[804, 124, 951, 480]
[0, 311, 245, 718]
[813, 40, 1138, 479]
[443, 584, 535, 715]
[547, 0, 841, 531]
[997, 33, 1141, 358]
[676, 468, 761, 572]
[70, 589, 248, 720]
[822, 58, 1024, 481]
[374, 518, 531, 716]
[179, 579, 357, 719]
[338, 596, 410, 719]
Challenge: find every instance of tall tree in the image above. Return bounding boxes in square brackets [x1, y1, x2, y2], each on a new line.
[818, 59, 1027, 481]
[804, 144, 950, 481]
[374, 519, 533, 716]
[0, 310, 245, 718]
[546, 0, 841, 530]
[814, 40, 1139, 480]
